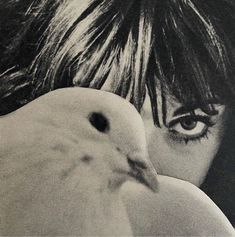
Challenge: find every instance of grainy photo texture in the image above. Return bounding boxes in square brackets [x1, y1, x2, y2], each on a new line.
[0, 0, 234, 236]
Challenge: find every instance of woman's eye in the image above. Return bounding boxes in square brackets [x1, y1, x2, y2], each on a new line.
[172, 118, 207, 136]
[168, 115, 215, 144]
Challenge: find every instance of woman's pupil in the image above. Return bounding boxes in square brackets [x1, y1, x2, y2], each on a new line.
[181, 118, 197, 130]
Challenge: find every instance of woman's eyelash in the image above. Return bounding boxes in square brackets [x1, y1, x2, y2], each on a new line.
[168, 115, 215, 128]
[168, 115, 215, 145]
[169, 128, 212, 144]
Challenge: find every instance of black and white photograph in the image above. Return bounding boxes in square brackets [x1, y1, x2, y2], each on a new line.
[0, 0, 234, 236]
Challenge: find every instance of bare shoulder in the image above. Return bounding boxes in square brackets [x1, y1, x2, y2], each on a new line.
[121, 175, 235, 236]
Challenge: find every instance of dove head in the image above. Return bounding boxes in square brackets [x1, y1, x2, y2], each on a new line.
[31, 88, 158, 192]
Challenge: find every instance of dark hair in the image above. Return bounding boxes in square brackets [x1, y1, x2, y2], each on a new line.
[0, 0, 235, 224]
[201, 106, 235, 225]
[0, 0, 235, 119]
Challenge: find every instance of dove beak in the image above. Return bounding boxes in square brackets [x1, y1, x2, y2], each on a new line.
[127, 154, 158, 192]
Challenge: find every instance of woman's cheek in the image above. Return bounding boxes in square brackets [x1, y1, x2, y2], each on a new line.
[144, 120, 223, 187]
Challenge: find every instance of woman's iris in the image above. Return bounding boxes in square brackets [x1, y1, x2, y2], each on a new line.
[180, 118, 197, 130]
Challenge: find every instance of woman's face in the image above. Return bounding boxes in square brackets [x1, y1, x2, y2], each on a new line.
[141, 93, 227, 187]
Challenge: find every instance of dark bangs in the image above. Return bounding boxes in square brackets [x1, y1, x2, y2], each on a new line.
[27, 0, 156, 112]
[147, 0, 235, 124]
[0, 0, 235, 120]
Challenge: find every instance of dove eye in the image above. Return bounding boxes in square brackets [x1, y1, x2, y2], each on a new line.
[88, 112, 110, 133]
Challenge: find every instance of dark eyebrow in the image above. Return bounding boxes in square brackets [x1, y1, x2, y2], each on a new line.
[173, 100, 220, 117]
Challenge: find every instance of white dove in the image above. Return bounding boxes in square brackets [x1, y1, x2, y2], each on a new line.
[0, 88, 158, 236]
[122, 176, 235, 236]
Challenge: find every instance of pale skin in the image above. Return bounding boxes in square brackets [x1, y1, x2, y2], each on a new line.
[141, 92, 227, 186]
[1, 90, 226, 188]
[0, 89, 233, 235]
